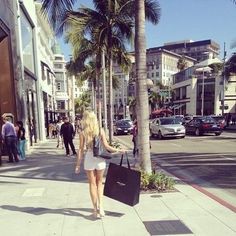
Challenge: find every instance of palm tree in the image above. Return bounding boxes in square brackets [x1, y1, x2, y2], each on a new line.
[135, 0, 160, 173]
[65, 1, 133, 143]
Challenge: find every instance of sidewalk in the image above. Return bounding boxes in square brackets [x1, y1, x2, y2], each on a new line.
[0, 138, 236, 236]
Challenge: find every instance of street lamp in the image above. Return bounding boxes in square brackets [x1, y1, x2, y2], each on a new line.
[195, 66, 212, 116]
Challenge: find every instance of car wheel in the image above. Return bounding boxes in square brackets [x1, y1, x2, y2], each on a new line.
[158, 131, 163, 139]
[215, 132, 221, 136]
[195, 128, 201, 136]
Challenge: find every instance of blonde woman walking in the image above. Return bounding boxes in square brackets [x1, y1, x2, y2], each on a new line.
[75, 111, 125, 218]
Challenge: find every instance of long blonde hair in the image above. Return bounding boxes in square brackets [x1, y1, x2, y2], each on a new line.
[81, 110, 99, 147]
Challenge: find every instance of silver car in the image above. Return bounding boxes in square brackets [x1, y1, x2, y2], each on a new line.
[150, 117, 186, 139]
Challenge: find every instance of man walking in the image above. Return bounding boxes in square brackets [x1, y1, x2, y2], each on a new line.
[1, 114, 19, 163]
[60, 117, 76, 157]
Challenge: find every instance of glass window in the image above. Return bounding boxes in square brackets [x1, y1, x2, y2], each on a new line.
[55, 72, 64, 80]
[20, 8, 35, 73]
[57, 101, 65, 109]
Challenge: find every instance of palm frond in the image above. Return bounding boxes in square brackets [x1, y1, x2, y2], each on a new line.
[41, 0, 76, 32]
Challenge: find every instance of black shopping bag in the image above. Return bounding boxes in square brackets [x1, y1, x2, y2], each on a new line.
[104, 154, 141, 206]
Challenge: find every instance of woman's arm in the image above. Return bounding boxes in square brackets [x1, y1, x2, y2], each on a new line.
[101, 129, 125, 153]
[75, 133, 85, 173]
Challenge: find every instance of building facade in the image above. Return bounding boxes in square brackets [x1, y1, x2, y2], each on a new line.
[146, 48, 196, 87]
[157, 39, 220, 63]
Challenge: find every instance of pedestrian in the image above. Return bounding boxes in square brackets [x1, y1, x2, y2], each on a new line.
[48, 121, 54, 138]
[227, 113, 232, 127]
[132, 120, 138, 158]
[56, 118, 64, 148]
[1, 115, 19, 163]
[75, 110, 125, 218]
[15, 121, 26, 160]
[60, 117, 76, 156]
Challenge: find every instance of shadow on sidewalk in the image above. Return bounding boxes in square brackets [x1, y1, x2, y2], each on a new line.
[0, 205, 124, 220]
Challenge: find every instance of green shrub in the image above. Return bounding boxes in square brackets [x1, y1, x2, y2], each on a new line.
[140, 170, 175, 192]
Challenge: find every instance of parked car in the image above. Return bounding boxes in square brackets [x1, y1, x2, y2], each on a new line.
[208, 115, 226, 129]
[149, 117, 186, 139]
[113, 120, 133, 135]
[185, 116, 223, 136]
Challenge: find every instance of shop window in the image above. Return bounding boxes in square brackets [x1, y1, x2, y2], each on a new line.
[20, 8, 35, 73]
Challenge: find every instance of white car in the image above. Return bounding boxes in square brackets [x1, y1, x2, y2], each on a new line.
[150, 117, 186, 139]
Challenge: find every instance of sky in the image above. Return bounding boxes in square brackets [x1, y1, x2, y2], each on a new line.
[58, 0, 236, 61]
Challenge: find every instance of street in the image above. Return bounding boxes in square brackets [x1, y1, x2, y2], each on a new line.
[118, 131, 236, 211]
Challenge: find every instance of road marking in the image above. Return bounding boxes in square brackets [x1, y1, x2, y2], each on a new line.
[22, 188, 45, 197]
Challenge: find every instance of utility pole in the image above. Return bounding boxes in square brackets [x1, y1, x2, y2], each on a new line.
[201, 68, 205, 116]
[222, 42, 226, 116]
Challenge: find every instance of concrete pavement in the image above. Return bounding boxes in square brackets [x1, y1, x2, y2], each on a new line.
[0, 137, 236, 236]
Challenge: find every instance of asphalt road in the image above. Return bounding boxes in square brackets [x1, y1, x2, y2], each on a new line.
[117, 131, 236, 210]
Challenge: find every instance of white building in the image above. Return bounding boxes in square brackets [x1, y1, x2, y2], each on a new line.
[113, 63, 129, 119]
[52, 45, 70, 120]
[146, 48, 196, 87]
[35, 2, 56, 139]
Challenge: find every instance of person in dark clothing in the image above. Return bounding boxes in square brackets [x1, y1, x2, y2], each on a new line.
[16, 121, 26, 160]
[60, 117, 76, 156]
[1, 115, 19, 163]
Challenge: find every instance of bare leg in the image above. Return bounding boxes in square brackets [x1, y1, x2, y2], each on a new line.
[86, 170, 99, 216]
[95, 169, 105, 216]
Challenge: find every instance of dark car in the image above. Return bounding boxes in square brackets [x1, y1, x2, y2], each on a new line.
[185, 116, 223, 136]
[209, 115, 226, 129]
[114, 120, 133, 135]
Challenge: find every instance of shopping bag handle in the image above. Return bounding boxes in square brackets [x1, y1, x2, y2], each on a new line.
[119, 152, 131, 169]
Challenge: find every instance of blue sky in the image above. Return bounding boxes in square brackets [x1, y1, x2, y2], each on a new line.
[58, 0, 236, 60]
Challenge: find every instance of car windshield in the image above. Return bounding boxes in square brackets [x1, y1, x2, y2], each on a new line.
[116, 121, 131, 127]
[200, 117, 215, 123]
[160, 118, 180, 125]
[211, 116, 224, 121]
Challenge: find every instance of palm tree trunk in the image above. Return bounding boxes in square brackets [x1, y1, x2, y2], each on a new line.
[96, 66, 102, 129]
[102, 49, 108, 134]
[108, 52, 113, 143]
[108, 30, 113, 144]
[135, 0, 152, 173]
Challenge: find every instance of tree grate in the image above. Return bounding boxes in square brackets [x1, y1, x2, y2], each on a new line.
[143, 220, 193, 235]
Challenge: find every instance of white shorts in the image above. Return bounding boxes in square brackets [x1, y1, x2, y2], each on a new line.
[84, 150, 106, 171]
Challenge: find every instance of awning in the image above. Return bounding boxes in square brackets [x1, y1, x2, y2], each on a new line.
[152, 108, 172, 115]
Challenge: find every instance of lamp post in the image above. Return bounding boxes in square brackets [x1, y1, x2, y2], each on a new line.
[221, 42, 226, 116]
[196, 66, 212, 116]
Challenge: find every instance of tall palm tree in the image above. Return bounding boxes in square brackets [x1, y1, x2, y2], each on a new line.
[135, 0, 160, 173]
[65, 1, 133, 143]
